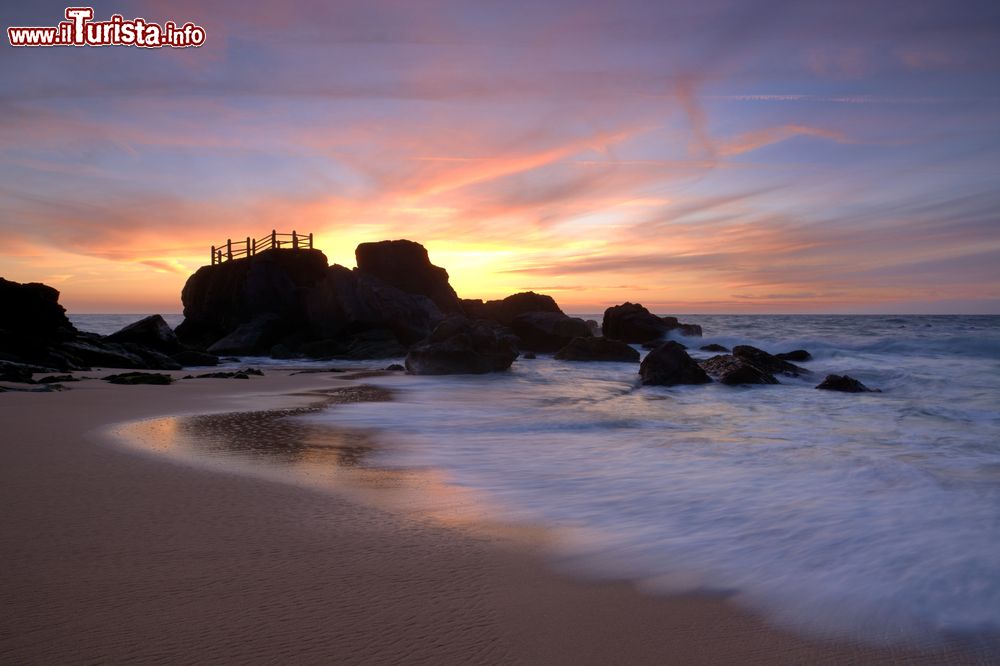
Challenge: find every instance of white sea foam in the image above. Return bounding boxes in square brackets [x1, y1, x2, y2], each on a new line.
[302, 315, 1000, 645]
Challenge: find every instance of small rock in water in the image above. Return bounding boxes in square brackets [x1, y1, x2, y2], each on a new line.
[733, 345, 808, 376]
[700, 343, 729, 353]
[639, 341, 712, 386]
[816, 374, 880, 393]
[103, 372, 173, 385]
[700, 355, 778, 385]
[775, 349, 812, 362]
[384, 364, 405, 371]
[522, 352, 537, 359]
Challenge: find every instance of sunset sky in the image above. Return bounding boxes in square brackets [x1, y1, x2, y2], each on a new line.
[2, 0, 999, 313]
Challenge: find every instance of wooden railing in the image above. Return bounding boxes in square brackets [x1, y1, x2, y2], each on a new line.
[211, 230, 314, 265]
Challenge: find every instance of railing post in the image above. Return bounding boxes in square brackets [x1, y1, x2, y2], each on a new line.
[227, 238, 232, 261]
[211, 245, 215, 265]
[309, 233, 313, 249]
[292, 230, 298, 249]
[271, 229, 277, 250]
[252, 238, 256, 255]
[246, 236, 251, 257]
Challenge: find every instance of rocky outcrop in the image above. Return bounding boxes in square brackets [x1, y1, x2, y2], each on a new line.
[639, 341, 712, 386]
[816, 374, 880, 393]
[461, 292, 562, 325]
[176, 241, 455, 358]
[602, 303, 703, 343]
[700, 355, 778, 385]
[356, 240, 462, 313]
[176, 248, 328, 350]
[170, 350, 220, 367]
[405, 315, 518, 375]
[510, 312, 592, 352]
[554, 337, 640, 362]
[0, 277, 79, 368]
[106, 314, 180, 354]
[732, 345, 808, 377]
[700, 343, 729, 352]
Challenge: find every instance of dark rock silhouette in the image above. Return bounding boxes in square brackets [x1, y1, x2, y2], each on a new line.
[639, 341, 712, 386]
[603, 303, 703, 343]
[816, 374, 880, 392]
[700, 343, 729, 352]
[176, 242, 456, 357]
[103, 372, 173, 385]
[732, 345, 808, 377]
[776, 349, 812, 362]
[461, 291, 562, 325]
[405, 315, 518, 375]
[510, 312, 592, 352]
[554, 337, 640, 362]
[700, 355, 778, 385]
[0, 361, 35, 383]
[176, 248, 328, 350]
[356, 240, 462, 313]
[106, 314, 180, 354]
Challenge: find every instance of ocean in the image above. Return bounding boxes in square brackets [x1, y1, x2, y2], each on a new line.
[89, 312, 1000, 645]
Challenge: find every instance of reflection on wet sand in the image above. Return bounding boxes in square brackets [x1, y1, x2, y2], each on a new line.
[113, 384, 528, 538]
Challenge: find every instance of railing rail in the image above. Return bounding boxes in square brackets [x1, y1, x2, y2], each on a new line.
[210, 229, 314, 265]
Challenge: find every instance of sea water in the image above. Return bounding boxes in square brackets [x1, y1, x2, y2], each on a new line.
[298, 314, 1000, 645]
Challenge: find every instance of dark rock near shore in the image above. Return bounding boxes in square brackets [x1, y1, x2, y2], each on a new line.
[700, 355, 778, 385]
[639, 341, 712, 386]
[405, 315, 518, 375]
[106, 315, 180, 354]
[37, 374, 78, 384]
[356, 240, 462, 314]
[0, 361, 35, 383]
[510, 312, 592, 352]
[603, 303, 668, 343]
[700, 343, 729, 352]
[461, 292, 563, 325]
[602, 302, 703, 343]
[103, 372, 173, 385]
[384, 364, 405, 371]
[776, 349, 812, 362]
[554, 337, 640, 362]
[816, 374, 880, 393]
[732, 345, 808, 377]
[299, 328, 407, 360]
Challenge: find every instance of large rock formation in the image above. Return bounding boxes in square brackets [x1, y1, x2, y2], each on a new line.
[639, 341, 712, 386]
[602, 303, 703, 343]
[175, 248, 329, 350]
[176, 241, 456, 357]
[355, 240, 462, 314]
[405, 315, 518, 375]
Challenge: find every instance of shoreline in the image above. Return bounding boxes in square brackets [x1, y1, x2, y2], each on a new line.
[0, 369, 990, 663]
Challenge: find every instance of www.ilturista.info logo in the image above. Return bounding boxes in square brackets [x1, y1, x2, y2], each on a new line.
[8, 7, 206, 48]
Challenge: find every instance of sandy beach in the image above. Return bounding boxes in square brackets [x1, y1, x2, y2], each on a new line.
[0, 369, 988, 664]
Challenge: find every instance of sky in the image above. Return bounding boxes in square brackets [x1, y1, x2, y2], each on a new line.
[1, 0, 999, 314]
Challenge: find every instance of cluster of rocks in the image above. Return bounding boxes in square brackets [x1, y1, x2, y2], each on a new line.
[0, 239, 879, 393]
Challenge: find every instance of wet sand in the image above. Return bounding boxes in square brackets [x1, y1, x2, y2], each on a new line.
[0, 369, 989, 664]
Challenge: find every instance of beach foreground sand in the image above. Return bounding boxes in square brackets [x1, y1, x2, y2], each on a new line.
[0, 370, 986, 664]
